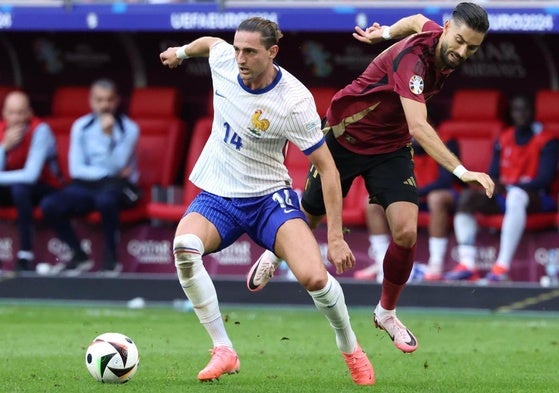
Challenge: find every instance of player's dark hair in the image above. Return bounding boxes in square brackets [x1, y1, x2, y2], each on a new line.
[452, 2, 490, 34]
[237, 17, 283, 48]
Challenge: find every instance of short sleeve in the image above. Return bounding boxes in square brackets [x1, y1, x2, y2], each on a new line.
[422, 20, 443, 32]
[392, 52, 427, 103]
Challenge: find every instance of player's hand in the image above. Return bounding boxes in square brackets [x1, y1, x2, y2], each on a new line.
[353, 23, 385, 45]
[461, 171, 495, 198]
[159, 47, 183, 69]
[327, 238, 356, 274]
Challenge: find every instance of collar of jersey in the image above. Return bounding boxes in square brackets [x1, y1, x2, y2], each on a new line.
[237, 64, 282, 95]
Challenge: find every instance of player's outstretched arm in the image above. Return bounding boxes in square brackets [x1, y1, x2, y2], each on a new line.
[353, 13, 430, 45]
[400, 96, 495, 198]
[160, 36, 223, 68]
[307, 144, 356, 274]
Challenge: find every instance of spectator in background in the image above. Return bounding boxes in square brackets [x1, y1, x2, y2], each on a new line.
[446, 95, 559, 282]
[40, 79, 140, 276]
[0, 91, 62, 271]
[355, 139, 462, 282]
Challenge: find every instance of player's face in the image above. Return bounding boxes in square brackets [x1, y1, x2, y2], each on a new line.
[89, 86, 120, 115]
[439, 19, 485, 69]
[233, 30, 278, 89]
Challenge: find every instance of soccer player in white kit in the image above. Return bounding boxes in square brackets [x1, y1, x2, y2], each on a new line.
[159, 17, 374, 385]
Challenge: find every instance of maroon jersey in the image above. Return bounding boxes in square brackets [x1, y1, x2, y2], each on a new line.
[326, 21, 454, 155]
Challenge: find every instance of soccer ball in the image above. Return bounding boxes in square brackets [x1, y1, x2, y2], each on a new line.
[85, 332, 139, 383]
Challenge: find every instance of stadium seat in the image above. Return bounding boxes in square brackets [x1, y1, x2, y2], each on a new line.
[129, 87, 182, 119]
[134, 118, 187, 188]
[536, 89, 559, 135]
[438, 89, 504, 173]
[53, 127, 71, 182]
[147, 116, 211, 222]
[413, 151, 442, 228]
[535, 89, 559, 124]
[284, 143, 310, 194]
[206, 91, 214, 117]
[449, 89, 505, 121]
[51, 86, 90, 118]
[84, 117, 186, 224]
[309, 86, 338, 118]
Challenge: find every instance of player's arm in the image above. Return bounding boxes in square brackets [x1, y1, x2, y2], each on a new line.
[353, 14, 430, 45]
[400, 96, 495, 198]
[160, 36, 224, 68]
[307, 143, 356, 274]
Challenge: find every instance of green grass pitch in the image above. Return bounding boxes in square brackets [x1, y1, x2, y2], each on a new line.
[0, 302, 558, 393]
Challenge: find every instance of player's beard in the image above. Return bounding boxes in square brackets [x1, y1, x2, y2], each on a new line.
[440, 42, 463, 69]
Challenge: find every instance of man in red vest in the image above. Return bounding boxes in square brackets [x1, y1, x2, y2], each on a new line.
[0, 91, 62, 271]
[446, 95, 559, 282]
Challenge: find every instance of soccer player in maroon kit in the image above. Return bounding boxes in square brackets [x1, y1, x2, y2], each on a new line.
[247, 2, 495, 353]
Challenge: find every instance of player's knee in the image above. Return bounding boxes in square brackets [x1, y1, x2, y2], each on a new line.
[173, 234, 204, 280]
[294, 268, 328, 291]
[392, 225, 417, 248]
[303, 275, 328, 292]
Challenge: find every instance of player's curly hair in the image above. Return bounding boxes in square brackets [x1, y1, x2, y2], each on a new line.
[452, 2, 490, 34]
[237, 17, 283, 49]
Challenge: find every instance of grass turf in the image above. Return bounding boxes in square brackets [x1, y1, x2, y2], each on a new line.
[0, 303, 558, 393]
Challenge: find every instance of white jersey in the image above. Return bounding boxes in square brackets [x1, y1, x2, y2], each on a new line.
[189, 40, 323, 197]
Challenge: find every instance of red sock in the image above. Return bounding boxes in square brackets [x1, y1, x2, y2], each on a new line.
[380, 241, 416, 310]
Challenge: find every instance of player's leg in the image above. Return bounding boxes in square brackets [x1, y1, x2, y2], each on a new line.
[245, 178, 326, 292]
[374, 200, 419, 353]
[246, 131, 357, 292]
[366, 146, 419, 353]
[354, 203, 390, 281]
[273, 218, 374, 385]
[174, 192, 241, 381]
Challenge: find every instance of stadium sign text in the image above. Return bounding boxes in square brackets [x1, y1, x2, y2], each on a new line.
[0, 13, 12, 29]
[443, 12, 554, 32]
[171, 12, 278, 30]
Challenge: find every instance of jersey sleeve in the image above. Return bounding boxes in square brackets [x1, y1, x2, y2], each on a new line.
[285, 95, 323, 154]
[392, 51, 427, 103]
[208, 40, 235, 70]
[422, 20, 442, 32]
